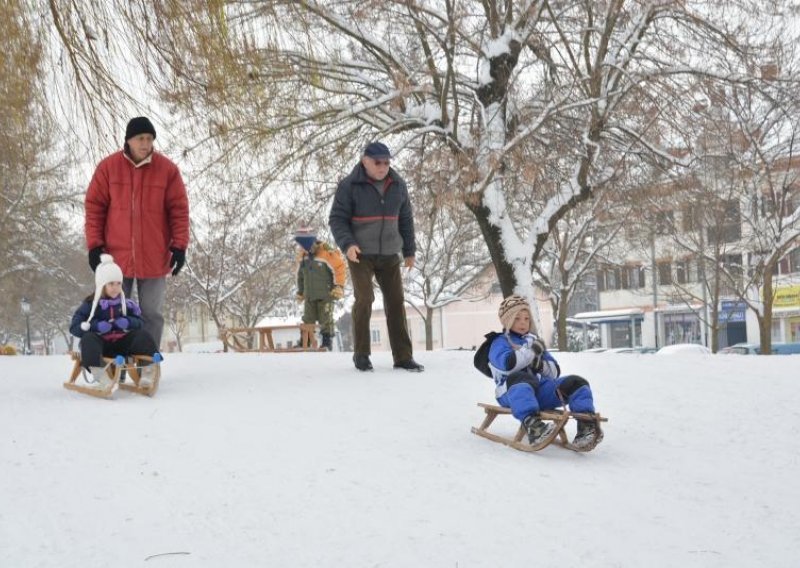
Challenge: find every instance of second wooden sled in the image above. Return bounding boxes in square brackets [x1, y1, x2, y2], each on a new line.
[471, 403, 608, 452]
[64, 352, 161, 399]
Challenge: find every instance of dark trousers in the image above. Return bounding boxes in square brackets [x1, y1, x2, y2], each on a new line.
[80, 329, 159, 369]
[349, 254, 412, 363]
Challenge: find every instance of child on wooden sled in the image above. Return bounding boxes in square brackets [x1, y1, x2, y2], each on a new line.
[69, 254, 161, 389]
[485, 295, 602, 449]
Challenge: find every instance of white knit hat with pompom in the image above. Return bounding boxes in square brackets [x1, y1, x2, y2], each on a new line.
[80, 254, 127, 331]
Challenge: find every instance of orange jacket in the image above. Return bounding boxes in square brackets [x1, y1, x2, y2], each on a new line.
[296, 242, 347, 300]
[85, 151, 190, 278]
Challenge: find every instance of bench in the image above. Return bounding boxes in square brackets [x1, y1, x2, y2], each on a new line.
[219, 323, 326, 353]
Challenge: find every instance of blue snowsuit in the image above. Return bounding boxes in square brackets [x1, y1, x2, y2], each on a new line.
[488, 331, 595, 421]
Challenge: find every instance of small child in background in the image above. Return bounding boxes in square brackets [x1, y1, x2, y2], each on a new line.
[294, 227, 347, 350]
[69, 254, 160, 388]
[487, 295, 602, 449]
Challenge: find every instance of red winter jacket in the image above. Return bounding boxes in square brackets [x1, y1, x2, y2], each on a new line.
[85, 151, 190, 278]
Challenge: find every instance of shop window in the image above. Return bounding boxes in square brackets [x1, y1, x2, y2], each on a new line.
[663, 312, 702, 345]
[771, 319, 782, 342]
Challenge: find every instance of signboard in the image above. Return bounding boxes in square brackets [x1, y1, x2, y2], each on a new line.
[719, 300, 746, 323]
[773, 285, 800, 309]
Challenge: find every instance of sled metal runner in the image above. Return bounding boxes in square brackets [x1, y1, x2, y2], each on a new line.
[64, 352, 161, 399]
[471, 403, 607, 452]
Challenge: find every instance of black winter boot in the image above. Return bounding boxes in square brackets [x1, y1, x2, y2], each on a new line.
[573, 420, 601, 449]
[353, 353, 373, 371]
[321, 333, 332, 350]
[522, 414, 555, 445]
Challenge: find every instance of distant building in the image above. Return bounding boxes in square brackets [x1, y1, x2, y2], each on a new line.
[366, 266, 553, 352]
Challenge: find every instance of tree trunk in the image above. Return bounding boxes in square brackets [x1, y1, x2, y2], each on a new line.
[466, 200, 517, 296]
[425, 306, 434, 351]
[760, 268, 775, 354]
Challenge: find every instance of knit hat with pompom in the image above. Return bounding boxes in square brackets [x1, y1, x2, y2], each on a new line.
[80, 254, 127, 331]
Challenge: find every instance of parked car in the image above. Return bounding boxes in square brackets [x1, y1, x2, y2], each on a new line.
[719, 342, 800, 355]
[613, 346, 657, 354]
[773, 343, 800, 354]
[718, 343, 759, 355]
[656, 343, 711, 355]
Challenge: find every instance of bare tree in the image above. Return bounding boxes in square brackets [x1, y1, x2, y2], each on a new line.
[1, 5, 84, 345]
[96, 0, 780, 302]
[535, 192, 624, 350]
[402, 144, 492, 349]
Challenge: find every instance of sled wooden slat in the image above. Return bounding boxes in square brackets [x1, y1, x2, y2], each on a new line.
[64, 352, 160, 399]
[472, 402, 607, 453]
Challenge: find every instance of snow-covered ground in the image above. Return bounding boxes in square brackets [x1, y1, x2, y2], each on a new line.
[2, 350, 799, 567]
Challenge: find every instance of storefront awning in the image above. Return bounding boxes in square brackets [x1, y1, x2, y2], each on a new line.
[573, 308, 644, 324]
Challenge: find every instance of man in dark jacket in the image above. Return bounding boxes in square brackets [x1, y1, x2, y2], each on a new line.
[329, 142, 424, 372]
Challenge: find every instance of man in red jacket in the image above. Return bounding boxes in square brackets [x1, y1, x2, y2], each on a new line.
[84, 117, 190, 348]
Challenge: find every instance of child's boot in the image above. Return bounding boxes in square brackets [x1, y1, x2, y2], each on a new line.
[88, 366, 111, 390]
[139, 353, 162, 387]
[523, 414, 555, 445]
[573, 419, 602, 449]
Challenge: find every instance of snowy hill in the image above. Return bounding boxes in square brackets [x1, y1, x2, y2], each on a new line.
[2, 350, 799, 567]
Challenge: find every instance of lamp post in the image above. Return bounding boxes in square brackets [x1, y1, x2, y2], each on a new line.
[20, 297, 32, 355]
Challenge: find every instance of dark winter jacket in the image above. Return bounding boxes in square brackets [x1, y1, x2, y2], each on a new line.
[296, 242, 347, 301]
[85, 150, 190, 278]
[328, 163, 416, 258]
[69, 296, 144, 340]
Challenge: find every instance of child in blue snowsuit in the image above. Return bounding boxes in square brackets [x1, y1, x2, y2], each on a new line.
[488, 295, 600, 449]
[69, 254, 160, 388]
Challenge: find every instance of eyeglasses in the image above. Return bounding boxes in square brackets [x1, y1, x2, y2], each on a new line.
[372, 159, 390, 166]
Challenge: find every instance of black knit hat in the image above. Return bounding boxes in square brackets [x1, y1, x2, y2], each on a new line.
[125, 117, 157, 141]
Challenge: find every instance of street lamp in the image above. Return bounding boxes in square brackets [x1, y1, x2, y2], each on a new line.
[20, 297, 32, 355]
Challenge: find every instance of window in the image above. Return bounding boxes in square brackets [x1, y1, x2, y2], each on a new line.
[623, 265, 646, 289]
[654, 211, 675, 235]
[597, 265, 622, 292]
[682, 206, 703, 232]
[607, 267, 619, 290]
[688, 258, 700, 282]
[789, 247, 800, 273]
[676, 261, 687, 284]
[370, 328, 381, 344]
[722, 200, 742, 242]
[658, 261, 672, 285]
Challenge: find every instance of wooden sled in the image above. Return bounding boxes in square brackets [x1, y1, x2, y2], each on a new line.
[64, 352, 161, 399]
[471, 403, 608, 453]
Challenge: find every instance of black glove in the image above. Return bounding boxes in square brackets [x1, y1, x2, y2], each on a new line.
[88, 246, 104, 272]
[170, 248, 186, 276]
